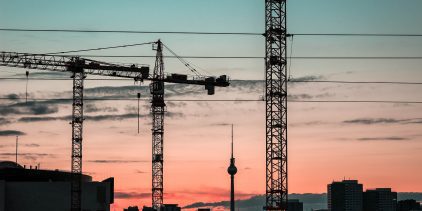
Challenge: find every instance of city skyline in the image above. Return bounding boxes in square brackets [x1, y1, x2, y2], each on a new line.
[1, 0, 422, 210]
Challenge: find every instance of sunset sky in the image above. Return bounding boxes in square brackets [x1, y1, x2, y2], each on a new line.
[1, 0, 422, 210]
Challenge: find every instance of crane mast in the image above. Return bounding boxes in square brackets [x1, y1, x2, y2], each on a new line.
[264, 0, 288, 210]
[69, 60, 85, 211]
[151, 40, 165, 209]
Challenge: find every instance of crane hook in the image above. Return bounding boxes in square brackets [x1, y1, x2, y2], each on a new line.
[25, 70, 29, 103]
[137, 92, 141, 134]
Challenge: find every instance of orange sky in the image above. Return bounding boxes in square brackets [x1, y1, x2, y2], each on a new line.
[1, 2, 422, 208]
[1, 74, 422, 209]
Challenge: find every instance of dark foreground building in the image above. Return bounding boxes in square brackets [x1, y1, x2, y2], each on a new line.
[288, 199, 304, 211]
[0, 161, 114, 211]
[142, 204, 181, 211]
[397, 199, 422, 211]
[328, 180, 363, 211]
[125, 206, 140, 211]
[363, 188, 397, 211]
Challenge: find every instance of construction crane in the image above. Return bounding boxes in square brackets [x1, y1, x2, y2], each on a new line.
[0, 43, 230, 211]
[151, 41, 166, 209]
[264, 0, 288, 210]
[149, 40, 229, 209]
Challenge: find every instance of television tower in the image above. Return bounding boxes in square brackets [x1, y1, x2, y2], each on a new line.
[227, 124, 237, 211]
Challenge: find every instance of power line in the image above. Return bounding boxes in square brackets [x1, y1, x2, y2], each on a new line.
[289, 80, 422, 85]
[2, 28, 422, 37]
[1, 78, 422, 85]
[0, 78, 132, 81]
[1, 97, 422, 104]
[292, 33, 422, 37]
[0, 28, 262, 36]
[290, 56, 422, 60]
[13, 55, 422, 60]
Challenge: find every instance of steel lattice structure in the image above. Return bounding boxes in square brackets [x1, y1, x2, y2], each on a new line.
[151, 40, 166, 209]
[264, 0, 288, 210]
[1, 44, 229, 211]
[69, 60, 85, 211]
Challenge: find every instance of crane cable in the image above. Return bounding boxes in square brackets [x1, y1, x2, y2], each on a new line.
[44, 41, 155, 55]
[137, 91, 141, 134]
[288, 35, 294, 81]
[162, 44, 203, 76]
[25, 70, 29, 103]
[132, 79, 142, 134]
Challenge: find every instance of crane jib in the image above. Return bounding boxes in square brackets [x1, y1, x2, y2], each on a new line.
[0, 51, 230, 90]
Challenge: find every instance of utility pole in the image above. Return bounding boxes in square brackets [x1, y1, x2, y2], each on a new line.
[264, 0, 288, 210]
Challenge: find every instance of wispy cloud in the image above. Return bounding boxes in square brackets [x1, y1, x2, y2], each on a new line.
[86, 160, 147, 164]
[5, 93, 19, 100]
[0, 152, 52, 161]
[0, 130, 26, 136]
[18, 116, 64, 122]
[343, 118, 422, 125]
[115, 191, 150, 199]
[0, 117, 11, 125]
[19, 113, 141, 123]
[24, 143, 40, 147]
[344, 118, 404, 124]
[134, 170, 147, 174]
[0, 101, 59, 116]
[290, 121, 328, 127]
[17, 111, 184, 124]
[175, 187, 257, 201]
[14, 71, 70, 78]
[357, 137, 410, 141]
[85, 104, 118, 113]
[289, 75, 324, 81]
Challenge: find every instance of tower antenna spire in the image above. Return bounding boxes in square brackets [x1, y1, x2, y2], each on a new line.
[228, 124, 237, 211]
[231, 124, 234, 158]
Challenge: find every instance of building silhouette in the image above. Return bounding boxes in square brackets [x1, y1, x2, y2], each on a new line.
[124, 206, 140, 211]
[363, 188, 397, 211]
[397, 199, 422, 211]
[142, 204, 181, 211]
[0, 161, 114, 211]
[328, 180, 363, 211]
[288, 199, 304, 211]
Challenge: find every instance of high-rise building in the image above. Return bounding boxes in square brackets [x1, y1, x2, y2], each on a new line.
[397, 199, 422, 211]
[328, 180, 363, 211]
[363, 188, 397, 211]
[0, 161, 114, 211]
